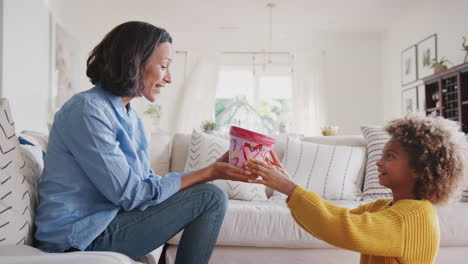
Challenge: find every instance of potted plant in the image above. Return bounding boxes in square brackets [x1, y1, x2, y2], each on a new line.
[201, 120, 217, 133]
[144, 103, 162, 130]
[430, 57, 450, 73]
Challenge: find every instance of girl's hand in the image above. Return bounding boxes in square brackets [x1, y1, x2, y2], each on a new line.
[246, 151, 297, 197]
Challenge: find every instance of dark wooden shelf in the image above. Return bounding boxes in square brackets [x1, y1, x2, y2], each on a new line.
[423, 63, 468, 133]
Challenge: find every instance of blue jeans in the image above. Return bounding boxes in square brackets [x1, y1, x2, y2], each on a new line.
[85, 183, 228, 263]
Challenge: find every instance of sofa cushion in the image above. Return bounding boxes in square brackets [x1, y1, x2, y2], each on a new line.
[168, 199, 361, 248]
[184, 130, 267, 201]
[0, 244, 138, 264]
[167, 199, 468, 248]
[0, 98, 35, 246]
[271, 138, 366, 201]
[360, 126, 392, 201]
[463, 189, 468, 202]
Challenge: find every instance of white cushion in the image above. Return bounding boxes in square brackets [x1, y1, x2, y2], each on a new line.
[360, 126, 392, 201]
[168, 199, 361, 248]
[271, 138, 366, 201]
[166, 199, 468, 248]
[184, 130, 267, 201]
[149, 131, 171, 176]
[0, 98, 35, 246]
[0, 245, 138, 264]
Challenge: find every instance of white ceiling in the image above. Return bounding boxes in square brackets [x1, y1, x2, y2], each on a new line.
[50, 0, 423, 33]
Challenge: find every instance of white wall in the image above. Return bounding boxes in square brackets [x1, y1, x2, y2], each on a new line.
[48, 2, 383, 136]
[382, 0, 468, 121]
[2, 0, 50, 133]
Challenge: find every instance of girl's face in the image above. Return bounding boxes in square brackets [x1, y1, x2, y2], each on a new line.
[376, 138, 418, 190]
[141, 42, 173, 102]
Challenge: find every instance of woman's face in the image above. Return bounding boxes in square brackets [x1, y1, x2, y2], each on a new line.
[141, 42, 173, 102]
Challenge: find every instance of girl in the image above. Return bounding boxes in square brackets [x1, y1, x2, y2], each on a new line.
[247, 115, 467, 263]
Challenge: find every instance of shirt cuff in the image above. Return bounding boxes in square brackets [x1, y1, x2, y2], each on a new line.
[138, 171, 192, 210]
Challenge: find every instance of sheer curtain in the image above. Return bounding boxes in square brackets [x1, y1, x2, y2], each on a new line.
[169, 56, 218, 134]
[290, 51, 326, 136]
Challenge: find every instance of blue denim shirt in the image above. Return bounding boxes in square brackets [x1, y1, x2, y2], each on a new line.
[35, 85, 187, 252]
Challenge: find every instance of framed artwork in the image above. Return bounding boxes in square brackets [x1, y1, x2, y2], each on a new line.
[417, 84, 426, 114]
[48, 15, 80, 128]
[401, 45, 418, 85]
[402, 86, 418, 115]
[417, 34, 437, 79]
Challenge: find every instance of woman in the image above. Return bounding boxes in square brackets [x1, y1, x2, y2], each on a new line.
[246, 115, 467, 264]
[34, 21, 252, 263]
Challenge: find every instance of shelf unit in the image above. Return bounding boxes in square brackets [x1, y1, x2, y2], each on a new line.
[423, 63, 468, 133]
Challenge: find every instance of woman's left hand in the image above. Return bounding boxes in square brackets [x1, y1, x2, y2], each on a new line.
[246, 158, 297, 197]
[216, 151, 229, 163]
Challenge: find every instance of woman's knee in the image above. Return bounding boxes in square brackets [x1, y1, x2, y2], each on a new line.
[194, 183, 228, 212]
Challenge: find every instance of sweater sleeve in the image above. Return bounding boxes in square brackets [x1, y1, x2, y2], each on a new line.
[287, 186, 404, 257]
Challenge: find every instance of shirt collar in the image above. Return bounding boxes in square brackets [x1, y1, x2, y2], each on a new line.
[96, 83, 132, 118]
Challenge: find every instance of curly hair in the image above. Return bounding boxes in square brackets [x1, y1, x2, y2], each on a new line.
[86, 21, 172, 97]
[385, 114, 468, 205]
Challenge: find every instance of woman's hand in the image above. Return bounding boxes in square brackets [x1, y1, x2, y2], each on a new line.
[179, 154, 253, 191]
[216, 151, 229, 163]
[246, 151, 297, 197]
[209, 162, 254, 182]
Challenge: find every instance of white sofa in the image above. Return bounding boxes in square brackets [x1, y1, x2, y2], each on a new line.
[164, 133, 468, 264]
[1, 98, 467, 263]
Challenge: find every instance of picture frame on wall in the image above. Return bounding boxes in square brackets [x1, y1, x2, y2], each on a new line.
[401, 45, 418, 85]
[417, 34, 437, 79]
[402, 86, 418, 115]
[417, 84, 426, 114]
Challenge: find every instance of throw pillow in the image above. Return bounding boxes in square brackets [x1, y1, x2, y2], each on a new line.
[361, 126, 392, 201]
[463, 187, 468, 202]
[184, 129, 267, 201]
[271, 137, 366, 201]
[0, 98, 35, 246]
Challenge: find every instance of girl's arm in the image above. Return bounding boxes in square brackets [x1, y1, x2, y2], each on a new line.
[246, 154, 405, 257]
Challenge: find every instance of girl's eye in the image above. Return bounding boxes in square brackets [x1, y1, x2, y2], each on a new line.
[386, 154, 393, 159]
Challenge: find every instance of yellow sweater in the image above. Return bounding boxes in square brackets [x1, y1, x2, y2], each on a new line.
[286, 186, 439, 264]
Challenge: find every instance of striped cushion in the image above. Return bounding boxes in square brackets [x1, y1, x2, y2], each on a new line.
[361, 126, 392, 201]
[184, 130, 267, 201]
[0, 98, 35, 246]
[271, 137, 366, 200]
[463, 188, 468, 202]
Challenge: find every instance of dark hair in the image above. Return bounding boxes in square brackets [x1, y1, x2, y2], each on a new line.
[86, 21, 172, 97]
[385, 114, 468, 205]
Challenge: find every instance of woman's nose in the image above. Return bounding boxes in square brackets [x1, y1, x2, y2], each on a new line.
[164, 69, 172, 84]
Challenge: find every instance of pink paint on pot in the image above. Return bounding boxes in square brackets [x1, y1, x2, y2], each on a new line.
[229, 126, 276, 168]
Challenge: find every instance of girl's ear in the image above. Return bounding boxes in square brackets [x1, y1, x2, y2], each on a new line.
[411, 169, 422, 180]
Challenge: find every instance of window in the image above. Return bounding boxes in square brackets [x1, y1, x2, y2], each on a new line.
[215, 68, 292, 134]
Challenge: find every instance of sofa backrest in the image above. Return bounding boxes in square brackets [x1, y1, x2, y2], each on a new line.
[170, 133, 366, 174]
